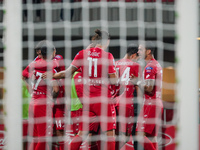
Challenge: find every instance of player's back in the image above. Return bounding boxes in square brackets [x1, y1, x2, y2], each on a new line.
[71, 47, 116, 98]
[116, 58, 139, 98]
[83, 47, 112, 79]
[31, 59, 57, 98]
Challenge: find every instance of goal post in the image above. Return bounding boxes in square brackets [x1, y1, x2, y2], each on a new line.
[4, 0, 22, 149]
[176, 0, 199, 150]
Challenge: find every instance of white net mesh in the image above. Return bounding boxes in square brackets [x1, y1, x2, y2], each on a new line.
[1, 0, 199, 150]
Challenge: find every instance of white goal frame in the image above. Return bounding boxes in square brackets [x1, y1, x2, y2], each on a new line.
[4, 0, 22, 149]
[176, 0, 199, 150]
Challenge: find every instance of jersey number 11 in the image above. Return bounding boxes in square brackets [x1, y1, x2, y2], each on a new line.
[87, 57, 98, 77]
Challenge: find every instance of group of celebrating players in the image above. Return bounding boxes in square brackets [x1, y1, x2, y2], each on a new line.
[22, 29, 163, 150]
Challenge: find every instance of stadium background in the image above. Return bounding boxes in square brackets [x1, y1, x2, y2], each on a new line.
[0, 0, 199, 150]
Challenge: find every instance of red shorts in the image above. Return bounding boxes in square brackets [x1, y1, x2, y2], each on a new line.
[79, 99, 116, 132]
[136, 99, 163, 136]
[53, 104, 65, 130]
[28, 95, 53, 137]
[115, 99, 134, 134]
[71, 108, 99, 134]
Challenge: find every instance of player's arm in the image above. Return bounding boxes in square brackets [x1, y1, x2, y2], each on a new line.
[108, 53, 119, 85]
[22, 78, 33, 94]
[129, 74, 140, 85]
[22, 63, 35, 91]
[136, 79, 155, 93]
[22, 65, 32, 79]
[144, 79, 155, 92]
[53, 50, 82, 79]
[131, 63, 155, 93]
[53, 65, 77, 79]
[108, 72, 118, 85]
[22, 59, 38, 79]
[129, 64, 140, 85]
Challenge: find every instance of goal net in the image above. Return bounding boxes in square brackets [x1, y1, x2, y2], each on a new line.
[2, 0, 199, 150]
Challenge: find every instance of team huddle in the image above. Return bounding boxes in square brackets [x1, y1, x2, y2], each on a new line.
[22, 29, 163, 150]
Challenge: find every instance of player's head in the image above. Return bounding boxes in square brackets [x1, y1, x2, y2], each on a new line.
[91, 29, 110, 50]
[138, 41, 155, 59]
[138, 44, 145, 59]
[145, 41, 155, 55]
[126, 43, 139, 61]
[35, 40, 56, 59]
[35, 43, 42, 59]
[35, 48, 42, 59]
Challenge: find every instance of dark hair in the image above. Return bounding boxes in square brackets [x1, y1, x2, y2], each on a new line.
[144, 41, 155, 54]
[35, 40, 55, 57]
[91, 29, 110, 45]
[126, 43, 138, 56]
